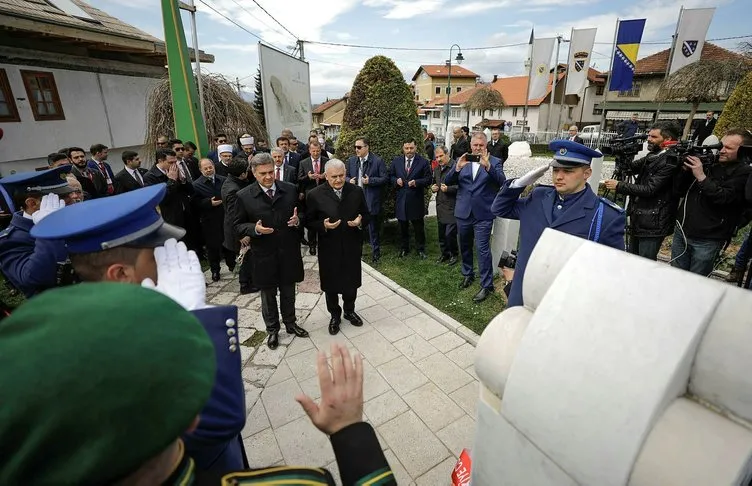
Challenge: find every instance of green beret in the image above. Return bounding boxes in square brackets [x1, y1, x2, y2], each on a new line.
[0, 283, 216, 484]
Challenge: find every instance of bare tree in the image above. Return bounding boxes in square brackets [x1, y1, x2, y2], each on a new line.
[464, 85, 505, 122]
[656, 59, 752, 139]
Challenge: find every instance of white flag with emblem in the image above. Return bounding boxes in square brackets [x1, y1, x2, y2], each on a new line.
[527, 37, 556, 101]
[668, 7, 715, 75]
[564, 28, 597, 95]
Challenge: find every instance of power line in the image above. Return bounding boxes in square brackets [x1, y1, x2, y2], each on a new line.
[197, 0, 265, 42]
[303, 34, 751, 52]
[248, 0, 299, 41]
[224, 0, 294, 42]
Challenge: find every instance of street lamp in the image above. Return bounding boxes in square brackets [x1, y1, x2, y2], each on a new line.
[444, 44, 464, 138]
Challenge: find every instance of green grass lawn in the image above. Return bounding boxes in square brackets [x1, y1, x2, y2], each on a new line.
[363, 217, 504, 335]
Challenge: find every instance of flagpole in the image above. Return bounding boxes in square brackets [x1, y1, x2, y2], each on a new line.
[598, 18, 620, 137]
[522, 29, 533, 138]
[546, 35, 562, 135]
[557, 28, 574, 134]
[655, 5, 683, 123]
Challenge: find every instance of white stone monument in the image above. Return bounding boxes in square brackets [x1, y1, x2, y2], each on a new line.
[473, 229, 752, 485]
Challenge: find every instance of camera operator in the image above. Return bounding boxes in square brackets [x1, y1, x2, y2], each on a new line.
[604, 121, 680, 260]
[670, 128, 752, 276]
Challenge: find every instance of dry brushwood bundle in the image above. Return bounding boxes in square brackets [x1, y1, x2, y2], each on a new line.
[144, 73, 265, 163]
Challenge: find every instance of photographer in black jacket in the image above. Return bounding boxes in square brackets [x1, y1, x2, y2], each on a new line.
[670, 128, 752, 276]
[604, 121, 680, 260]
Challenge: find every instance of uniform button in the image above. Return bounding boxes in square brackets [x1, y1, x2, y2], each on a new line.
[227, 328, 236, 337]
[229, 344, 238, 353]
[557, 205, 562, 209]
[225, 318, 236, 327]
[229, 336, 238, 345]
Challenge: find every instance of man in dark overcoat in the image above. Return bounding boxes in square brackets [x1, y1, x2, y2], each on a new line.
[306, 159, 370, 336]
[389, 139, 432, 258]
[193, 158, 235, 281]
[431, 145, 458, 265]
[221, 156, 256, 294]
[234, 153, 309, 349]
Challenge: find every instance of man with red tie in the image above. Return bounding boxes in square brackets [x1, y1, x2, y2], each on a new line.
[271, 148, 297, 184]
[389, 139, 432, 259]
[298, 140, 329, 255]
[87, 144, 116, 196]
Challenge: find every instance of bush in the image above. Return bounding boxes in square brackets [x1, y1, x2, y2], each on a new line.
[715, 71, 752, 137]
[336, 56, 426, 219]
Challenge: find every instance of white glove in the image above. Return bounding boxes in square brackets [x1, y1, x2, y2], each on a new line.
[32, 194, 65, 224]
[141, 238, 206, 311]
[510, 164, 550, 189]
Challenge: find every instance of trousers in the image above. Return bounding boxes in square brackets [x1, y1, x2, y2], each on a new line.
[260, 283, 296, 332]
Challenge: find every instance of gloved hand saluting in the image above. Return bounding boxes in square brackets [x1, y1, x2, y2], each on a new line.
[510, 164, 550, 189]
[31, 194, 65, 224]
[141, 238, 207, 311]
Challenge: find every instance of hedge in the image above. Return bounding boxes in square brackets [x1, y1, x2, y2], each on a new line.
[715, 71, 752, 137]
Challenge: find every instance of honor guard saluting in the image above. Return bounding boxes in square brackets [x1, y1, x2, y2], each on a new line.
[492, 140, 626, 307]
[0, 166, 77, 297]
[0, 284, 395, 485]
[30, 184, 247, 475]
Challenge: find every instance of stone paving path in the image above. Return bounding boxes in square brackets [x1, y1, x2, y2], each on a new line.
[205, 254, 480, 485]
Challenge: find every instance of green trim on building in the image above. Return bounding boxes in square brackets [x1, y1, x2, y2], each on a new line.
[596, 101, 726, 112]
[161, 0, 209, 156]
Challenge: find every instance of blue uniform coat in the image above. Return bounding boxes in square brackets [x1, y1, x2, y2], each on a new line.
[444, 156, 506, 221]
[0, 213, 68, 297]
[346, 153, 387, 216]
[492, 181, 625, 307]
[389, 155, 432, 221]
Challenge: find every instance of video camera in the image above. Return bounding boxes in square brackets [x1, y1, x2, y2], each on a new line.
[601, 134, 648, 158]
[498, 250, 517, 269]
[739, 145, 752, 165]
[667, 141, 723, 167]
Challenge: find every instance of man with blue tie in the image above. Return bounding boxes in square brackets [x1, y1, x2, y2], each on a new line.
[276, 136, 301, 172]
[492, 140, 626, 308]
[445, 132, 506, 302]
[389, 139, 432, 259]
[346, 137, 387, 263]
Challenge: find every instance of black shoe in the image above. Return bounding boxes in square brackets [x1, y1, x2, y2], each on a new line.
[460, 276, 474, 289]
[473, 288, 493, 303]
[285, 324, 309, 338]
[418, 251, 427, 260]
[267, 332, 279, 350]
[240, 286, 260, 295]
[447, 256, 458, 266]
[343, 311, 363, 327]
[309, 246, 317, 256]
[399, 250, 408, 258]
[329, 316, 341, 335]
[227, 264, 236, 273]
[436, 255, 450, 263]
[211, 272, 220, 282]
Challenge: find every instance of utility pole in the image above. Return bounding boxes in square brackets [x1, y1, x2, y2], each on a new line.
[236, 77, 243, 95]
[297, 39, 305, 61]
[180, 0, 205, 123]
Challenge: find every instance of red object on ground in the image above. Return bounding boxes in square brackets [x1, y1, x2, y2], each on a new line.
[451, 448, 472, 486]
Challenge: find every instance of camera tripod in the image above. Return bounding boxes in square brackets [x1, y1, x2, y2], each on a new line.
[600, 154, 636, 252]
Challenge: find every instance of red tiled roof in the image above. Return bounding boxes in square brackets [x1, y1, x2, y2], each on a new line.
[605, 43, 748, 76]
[312, 97, 342, 114]
[490, 72, 566, 106]
[412, 64, 478, 81]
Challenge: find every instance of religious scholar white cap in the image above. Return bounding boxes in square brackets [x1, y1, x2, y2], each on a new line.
[217, 144, 233, 154]
[239, 136, 254, 146]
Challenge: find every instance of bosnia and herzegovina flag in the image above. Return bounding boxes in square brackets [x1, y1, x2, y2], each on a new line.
[609, 19, 646, 92]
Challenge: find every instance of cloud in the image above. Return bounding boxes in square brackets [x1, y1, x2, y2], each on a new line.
[363, 0, 444, 19]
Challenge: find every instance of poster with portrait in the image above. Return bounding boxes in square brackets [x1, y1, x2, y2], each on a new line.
[258, 43, 312, 142]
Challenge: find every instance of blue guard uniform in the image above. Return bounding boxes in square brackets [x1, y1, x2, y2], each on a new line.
[30, 184, 248, 474]
[0, 166, 74, 297]
[492, 140, 626, 307]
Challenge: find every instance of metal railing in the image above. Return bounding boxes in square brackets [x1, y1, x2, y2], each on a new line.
[507, 130, 625, 151]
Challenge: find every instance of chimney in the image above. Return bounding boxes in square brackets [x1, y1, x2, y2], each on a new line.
[492, 74, 498, 83]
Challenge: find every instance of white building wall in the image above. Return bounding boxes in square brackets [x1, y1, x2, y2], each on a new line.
[0, 63, 158, 175]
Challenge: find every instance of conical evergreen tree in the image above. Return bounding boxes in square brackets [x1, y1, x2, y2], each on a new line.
[715, 70, 752, 136]
[253, 68, 266, 130]
[336, 55, 424, 218]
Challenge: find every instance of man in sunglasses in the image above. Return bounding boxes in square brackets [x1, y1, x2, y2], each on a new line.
[346, 137, 387, 263]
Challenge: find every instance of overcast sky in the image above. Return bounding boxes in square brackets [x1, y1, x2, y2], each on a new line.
[89, 0, 749, 104]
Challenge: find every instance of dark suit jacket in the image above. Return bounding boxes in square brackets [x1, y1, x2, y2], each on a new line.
[273, 164, 297, 185]
[487, 139, 509, 161]
[692, 118, 716, 144]
[445, 155, 506, 221]
[143, 165, 194, 228]
[297, 156, 329, 195]
[284, 151, 301, 171]
[450, 136, 470, 161]
[567, 136, 585, 145]
[389, 155, 432, 221]
[234, 181, 304, 287]
[71, 164, 108, 199]
[214, 160, 231, 178]
[346, 153, 387, 215]
[433, 163, 458, 224]
[114, 167, 148, 194]
[192, 174, 227, 247]
[221, 175, 250, 253]
[184, 156, 202, 180]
